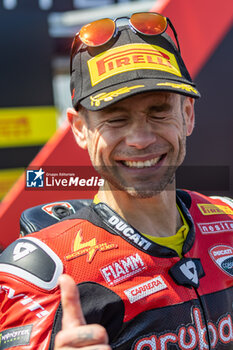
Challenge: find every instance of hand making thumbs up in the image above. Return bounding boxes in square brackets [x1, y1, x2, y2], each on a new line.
[54, 274, 111, 349]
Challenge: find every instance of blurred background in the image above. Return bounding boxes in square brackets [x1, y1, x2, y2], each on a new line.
[0, 0, 232, 248]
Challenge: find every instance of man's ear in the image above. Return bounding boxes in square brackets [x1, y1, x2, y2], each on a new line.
[67, 107, 88, 149]
[183, 97, 195, 136]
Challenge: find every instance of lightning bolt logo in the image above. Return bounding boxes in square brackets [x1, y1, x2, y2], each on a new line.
[65, 230, 118, 263]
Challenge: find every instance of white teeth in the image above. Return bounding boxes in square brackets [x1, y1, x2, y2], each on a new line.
[123, 157, 161, 168]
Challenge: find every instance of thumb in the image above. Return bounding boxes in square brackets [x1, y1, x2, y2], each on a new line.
[59, 274, 86, 330]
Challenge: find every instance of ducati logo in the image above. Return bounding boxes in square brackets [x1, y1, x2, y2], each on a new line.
[65, 230, 118, 263]
[13, 242, 37, 261]
[209, 245, 233, 277]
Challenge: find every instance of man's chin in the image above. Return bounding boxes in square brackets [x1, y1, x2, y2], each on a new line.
[124, 184, 175, 198]
[95, 167, 176, 197]
[124, 189, 163, 199]
[107, 180, 175, 198]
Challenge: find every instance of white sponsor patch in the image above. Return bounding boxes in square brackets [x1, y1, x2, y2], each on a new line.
[100, 253, 146, 286]
[198, 221, 233, 234]
[124, 276, 167, 304]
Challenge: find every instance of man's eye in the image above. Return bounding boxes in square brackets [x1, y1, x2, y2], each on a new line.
[149, 114, 166, 120]
[106, 118, 127, 126]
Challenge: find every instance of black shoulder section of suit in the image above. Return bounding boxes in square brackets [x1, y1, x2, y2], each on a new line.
[0, 237, 63, 290]
[49, 281, 125, 349]
[61, 192, 196, 257]
[60, 204, 119, 235]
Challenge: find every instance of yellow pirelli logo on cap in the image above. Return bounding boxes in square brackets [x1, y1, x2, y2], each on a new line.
[88, 44, 181, 86]
[197, 204, 233, 216]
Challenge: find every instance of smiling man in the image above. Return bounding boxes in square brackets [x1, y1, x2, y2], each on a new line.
[68, 91, 194, 240]
[0, 12, 233, 350]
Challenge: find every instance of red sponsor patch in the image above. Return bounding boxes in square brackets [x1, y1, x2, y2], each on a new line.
[100, 253, 146, 286]
[209, 245, 233, 277]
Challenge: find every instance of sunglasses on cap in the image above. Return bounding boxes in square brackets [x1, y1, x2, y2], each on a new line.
[70, 12, 180, 74]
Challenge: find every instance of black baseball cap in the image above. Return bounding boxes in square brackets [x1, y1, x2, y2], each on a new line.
[70, 25, 200, 111]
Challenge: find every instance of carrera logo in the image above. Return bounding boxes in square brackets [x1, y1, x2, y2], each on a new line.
[124, 276, 167, 303]
[65, 230, 118, 263]
[209, 245, 233, 277]
[42, 202, 75, 220]
[100, 253, 146, 286]
[198, 220, 233, 234]
[88, 43, 181, 86]
[133, 307, 233, 349]
[197, 203, 233, 216]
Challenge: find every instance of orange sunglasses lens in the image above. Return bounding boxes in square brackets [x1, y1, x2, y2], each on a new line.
[79, 18, 115, 46]
[130, 12, 167, 35]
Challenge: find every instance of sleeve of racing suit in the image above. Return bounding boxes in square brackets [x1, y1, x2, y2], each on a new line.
[0, 236, 63, 349]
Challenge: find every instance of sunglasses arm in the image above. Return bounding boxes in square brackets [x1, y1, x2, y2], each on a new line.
[70, 33, 82, 75]
[167, 19, 181, 53]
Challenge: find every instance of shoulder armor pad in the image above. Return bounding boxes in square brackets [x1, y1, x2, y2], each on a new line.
[20, 199, 91, 235]
[0, 237, 63, 290]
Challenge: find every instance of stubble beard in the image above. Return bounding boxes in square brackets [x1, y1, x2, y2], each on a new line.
[93, 140, 186, 199]
[94, 162, 179, 199]
[91, 116, 187, 199]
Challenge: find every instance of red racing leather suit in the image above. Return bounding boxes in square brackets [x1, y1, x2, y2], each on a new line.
[0, 190, 233, 350]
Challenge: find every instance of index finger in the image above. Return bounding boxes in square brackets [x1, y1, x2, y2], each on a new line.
[59, 274, 86, 330]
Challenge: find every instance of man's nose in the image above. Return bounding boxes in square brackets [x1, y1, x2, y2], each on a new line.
[125, 121, 157, 149]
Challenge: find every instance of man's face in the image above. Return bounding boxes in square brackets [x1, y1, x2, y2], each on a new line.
[69, 91, 194, 198]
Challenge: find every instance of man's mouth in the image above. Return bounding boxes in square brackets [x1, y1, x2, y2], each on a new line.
[121, 155, 165, 168]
